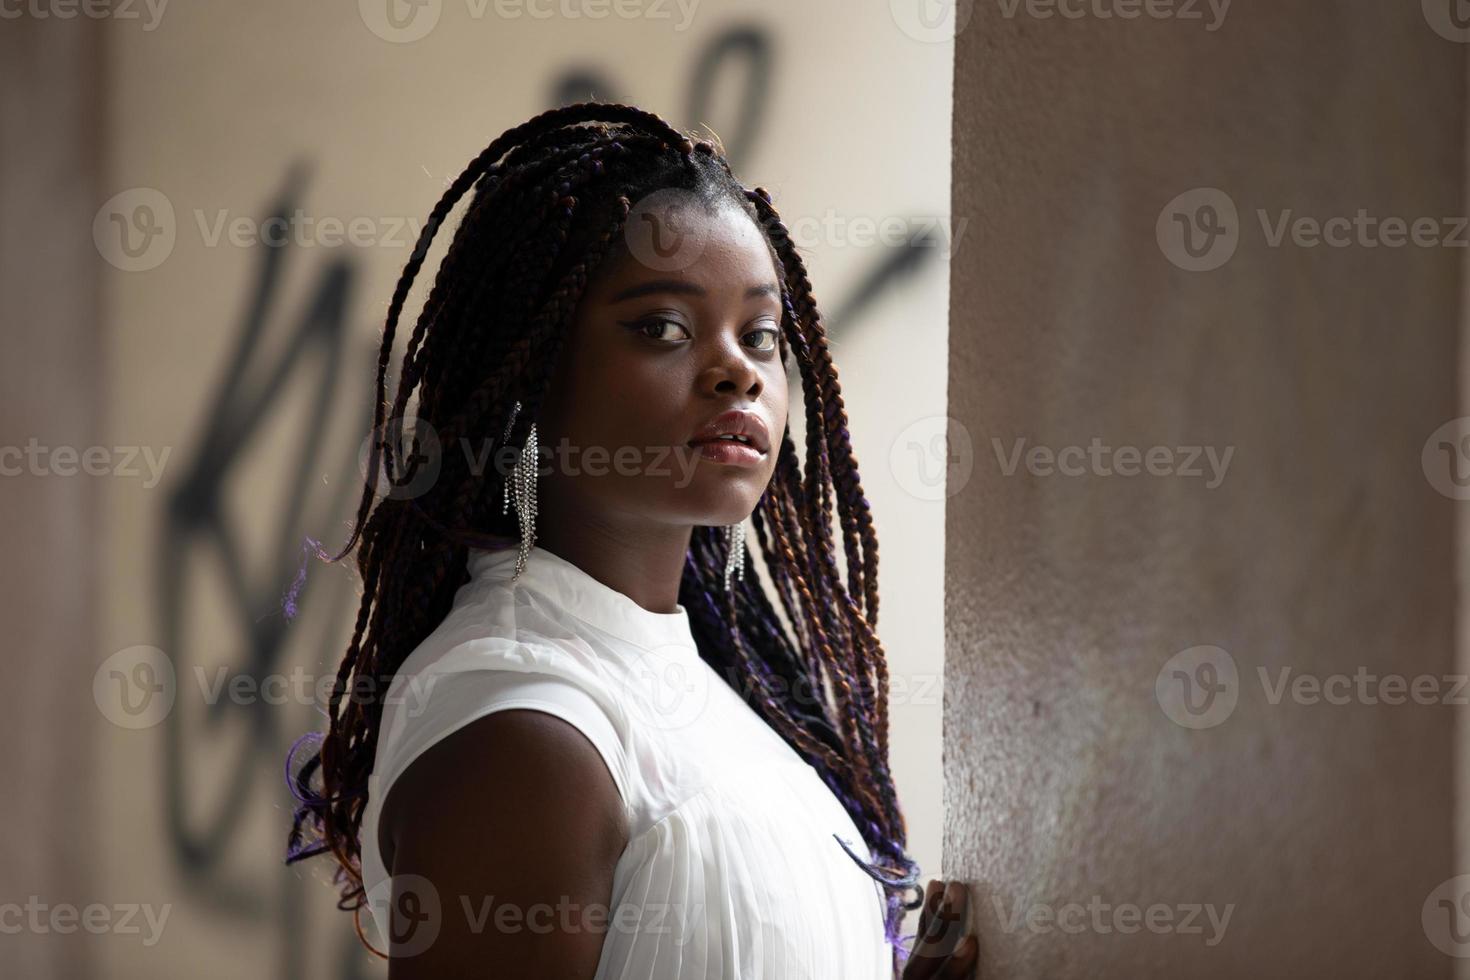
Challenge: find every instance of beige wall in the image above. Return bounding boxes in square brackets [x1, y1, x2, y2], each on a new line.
[73, 3, 952, 978]
[947, 2, 1463, 976]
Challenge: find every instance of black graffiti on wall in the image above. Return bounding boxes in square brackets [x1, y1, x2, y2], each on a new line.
[552, 25, 771, 174]
[156, 22, 942, 980]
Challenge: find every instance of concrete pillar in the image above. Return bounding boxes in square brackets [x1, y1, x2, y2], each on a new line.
[946, 3, 1463, 974]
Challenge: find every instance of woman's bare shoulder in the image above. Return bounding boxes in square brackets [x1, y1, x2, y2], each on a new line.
[377, 708, 627, 976]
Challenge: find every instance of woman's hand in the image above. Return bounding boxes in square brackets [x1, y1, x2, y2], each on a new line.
[900, 879, 979, 979]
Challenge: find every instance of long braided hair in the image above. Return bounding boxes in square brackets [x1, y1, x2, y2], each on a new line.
[283, 102, 923, 966]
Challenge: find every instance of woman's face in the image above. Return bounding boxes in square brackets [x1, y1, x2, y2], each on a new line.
[537, 196, 789, 531]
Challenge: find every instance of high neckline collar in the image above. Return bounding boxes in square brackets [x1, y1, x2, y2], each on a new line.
[466, 544, 697, 651]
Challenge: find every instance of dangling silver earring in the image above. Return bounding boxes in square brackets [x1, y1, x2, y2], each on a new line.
[723, 521, 747, 591]
[500, 401, 538, 581]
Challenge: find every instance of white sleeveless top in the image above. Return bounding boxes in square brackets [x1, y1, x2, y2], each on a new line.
[359, 543, 895, 978]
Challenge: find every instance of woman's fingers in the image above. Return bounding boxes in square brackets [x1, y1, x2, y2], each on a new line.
[916, 879, 943, 937]
[904, 881, 946, 980]
[942, 934, 979, 977]
[905, 879, 974, 978]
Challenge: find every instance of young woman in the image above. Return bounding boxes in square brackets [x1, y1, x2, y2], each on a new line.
[284, 102, 977, 978]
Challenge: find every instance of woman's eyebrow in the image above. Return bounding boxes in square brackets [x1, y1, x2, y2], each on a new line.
[609, 280, 782, 303]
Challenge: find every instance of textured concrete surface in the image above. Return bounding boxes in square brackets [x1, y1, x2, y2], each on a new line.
[946, 3, 1463, 975]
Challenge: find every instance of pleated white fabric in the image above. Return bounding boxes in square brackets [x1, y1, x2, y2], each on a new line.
[359, 543, 895, 978]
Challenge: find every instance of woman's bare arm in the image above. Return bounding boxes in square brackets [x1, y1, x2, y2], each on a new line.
[377, 709, 629, 978]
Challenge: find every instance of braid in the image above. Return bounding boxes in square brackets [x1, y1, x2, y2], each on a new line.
[283, 102, 922, 970]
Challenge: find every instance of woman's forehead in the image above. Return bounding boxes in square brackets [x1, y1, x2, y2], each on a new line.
[592, 203, 778, 297]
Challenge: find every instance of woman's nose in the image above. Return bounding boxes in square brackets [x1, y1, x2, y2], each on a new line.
[701, 340, 762, 398]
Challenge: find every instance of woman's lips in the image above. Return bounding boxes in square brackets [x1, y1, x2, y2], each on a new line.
[690, 438, 766, 466]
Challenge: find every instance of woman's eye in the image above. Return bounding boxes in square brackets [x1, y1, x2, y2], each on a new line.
[745, 326, 779, 353]
[629, 318, 691, 343]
